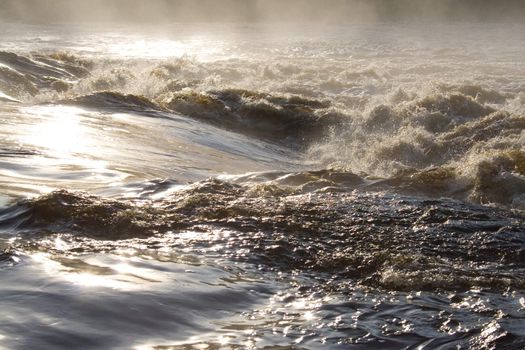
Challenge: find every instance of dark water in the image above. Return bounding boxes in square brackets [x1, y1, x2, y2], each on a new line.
[0, 23, 524, 349]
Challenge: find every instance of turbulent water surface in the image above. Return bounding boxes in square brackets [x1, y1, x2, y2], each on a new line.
[0, 22, 525, 349]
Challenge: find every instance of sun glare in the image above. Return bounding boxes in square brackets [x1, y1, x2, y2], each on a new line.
[105, 37, 223, 60]
[23, 106, 91, 156]
[19, 105, 115, 179]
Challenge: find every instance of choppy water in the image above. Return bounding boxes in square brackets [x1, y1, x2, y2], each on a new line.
[0, 22, 524, 349]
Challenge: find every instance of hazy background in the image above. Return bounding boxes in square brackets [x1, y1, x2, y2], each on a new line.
[1, 0, 524, 24]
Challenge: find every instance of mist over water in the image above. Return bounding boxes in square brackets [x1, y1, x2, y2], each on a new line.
[0, 1, 524, 349]
[1, 0, 525, 23]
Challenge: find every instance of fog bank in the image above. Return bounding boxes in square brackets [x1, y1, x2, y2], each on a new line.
[1, 0, 524, 24]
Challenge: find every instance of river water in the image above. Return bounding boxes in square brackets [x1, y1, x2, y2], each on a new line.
[0, 22, 524, 349]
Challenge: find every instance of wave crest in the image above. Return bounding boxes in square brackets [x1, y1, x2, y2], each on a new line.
[164, 89, 339, 143]
[63, 91, 162, 112]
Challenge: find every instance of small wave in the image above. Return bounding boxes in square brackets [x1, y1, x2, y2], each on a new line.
[226, 163, 525, 208]
[0, 237, 18, 266]
[0, 248, 18, 266]
[0, 147, 40, 158]
[0, 190, 178, 239]
[0, 51, 90, 80]
[0, 62, 38, 97]
[418, 94, 495, 119]
[365, 154, 525, 208]
[454, 84, 509, 104]
[0, 90, 21, 103]
[361, 92, 497, 134]
[0, 51, 90, 99]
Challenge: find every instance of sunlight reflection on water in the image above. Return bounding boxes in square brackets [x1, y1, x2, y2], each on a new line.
[108, 39, 186, 59]
[106, 38, 223, 60]
[22, 106, 99, 158]
[30, 253, 164, 291]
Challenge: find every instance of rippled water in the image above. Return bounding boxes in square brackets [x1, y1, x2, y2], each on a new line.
[0, 22, 524, 349]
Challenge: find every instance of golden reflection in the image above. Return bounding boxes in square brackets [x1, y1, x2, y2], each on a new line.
[303, 310, 316, 321]
[54, 237, 66, 251]
[66, 272, 131, 289]
[31, 253, 163, 291]
[217, 335, 235, 345]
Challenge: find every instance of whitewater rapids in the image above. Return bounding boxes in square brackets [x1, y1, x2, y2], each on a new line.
[0, 22, 524, 349]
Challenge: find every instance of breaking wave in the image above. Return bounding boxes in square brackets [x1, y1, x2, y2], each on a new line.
[63, 91, 163, 113]
[1, 49, 524, 207]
